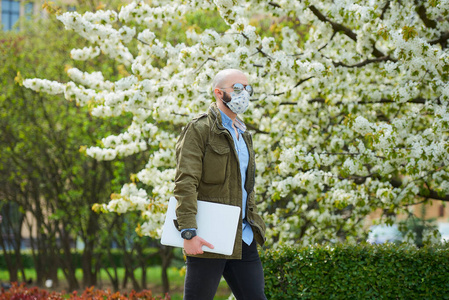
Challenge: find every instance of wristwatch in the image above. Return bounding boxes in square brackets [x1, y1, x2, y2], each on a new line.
[181, 229, 197, 240]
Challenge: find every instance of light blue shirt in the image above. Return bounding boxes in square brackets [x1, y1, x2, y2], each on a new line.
[219, 109, 254, 246]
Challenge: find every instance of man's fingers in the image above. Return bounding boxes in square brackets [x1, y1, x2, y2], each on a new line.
[194, 244, 204, 254]
[184, 237, 214, 254]
[201, 239, 214, 249]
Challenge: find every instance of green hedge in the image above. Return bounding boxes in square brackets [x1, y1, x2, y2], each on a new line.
[261, 243, 449, 299]
[0, 248, 161, 269]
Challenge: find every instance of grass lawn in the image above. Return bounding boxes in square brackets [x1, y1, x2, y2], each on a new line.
[0, 267, 231, 300]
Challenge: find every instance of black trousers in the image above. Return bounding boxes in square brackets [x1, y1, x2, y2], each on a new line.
[183, 240, 267, 300]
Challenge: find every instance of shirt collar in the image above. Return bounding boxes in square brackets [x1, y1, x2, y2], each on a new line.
[218, 108, 246, 133]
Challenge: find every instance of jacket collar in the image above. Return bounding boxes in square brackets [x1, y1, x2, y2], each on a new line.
[208, 102, 247, 132]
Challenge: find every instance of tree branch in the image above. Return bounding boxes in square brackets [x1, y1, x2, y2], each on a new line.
[270, 76, 314, 96]
[172, 112, 189, 117]
[317, 152, 385, 159]
[308, 5, 385, 58]
[294, 76, 314, 88]
[418, 189, 449, 202]
[403, 198, 429, 207]
[194, 57, 216, 73]
[333, 55, 396, 68]
[309, 5, 357, 41]
[380, 1, 391, 20]
[339, 173, 379, 184]
[415, 3, 437, 28]
[429, 31, 449, 49]
[136, 38, 150, 46]
[270, 2, 392, 57]
[246, 123, 269, 135]
[410, 1, 447, 49]
[280, 97, 427, 106]
[317, 31, 336, 52]
[256, 46, 273, 60]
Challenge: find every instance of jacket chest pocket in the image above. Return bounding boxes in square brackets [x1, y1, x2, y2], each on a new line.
[202, 143, 230, 184]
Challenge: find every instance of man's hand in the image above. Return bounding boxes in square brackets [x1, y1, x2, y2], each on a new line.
[183, 236, 214, 255]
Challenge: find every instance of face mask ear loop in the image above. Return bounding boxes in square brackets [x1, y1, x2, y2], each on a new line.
[220, 92, 231, 110]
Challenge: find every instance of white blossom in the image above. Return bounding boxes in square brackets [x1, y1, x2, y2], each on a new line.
[70, 46, 101, 61]
[23, 79, 65, 94]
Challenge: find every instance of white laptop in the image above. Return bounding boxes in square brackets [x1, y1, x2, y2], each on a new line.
[161, 197, 241, 255]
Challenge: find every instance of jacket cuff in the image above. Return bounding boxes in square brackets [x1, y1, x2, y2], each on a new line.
[176, 214, 198, 230]
[174, 195, 198, 230]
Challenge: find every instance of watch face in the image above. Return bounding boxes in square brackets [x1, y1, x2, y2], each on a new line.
[183, 230, 196, 240]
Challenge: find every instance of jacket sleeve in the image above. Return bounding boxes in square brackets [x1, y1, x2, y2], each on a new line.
[173, 121, 206, 230]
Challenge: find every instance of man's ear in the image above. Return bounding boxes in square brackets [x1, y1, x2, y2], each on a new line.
[213, 88, 223, 100]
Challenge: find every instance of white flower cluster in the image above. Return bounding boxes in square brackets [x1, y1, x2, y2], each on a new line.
[70, 46, 100, 61]
[104, 183, 150, 214]
[57, 11, 134, 65]
[118, 1, 195, 27]
[23, 79, 64, 95]
[67, 68, 113, 90]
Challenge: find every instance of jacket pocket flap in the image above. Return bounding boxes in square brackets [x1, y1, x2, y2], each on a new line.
[209, 143, 230, 154]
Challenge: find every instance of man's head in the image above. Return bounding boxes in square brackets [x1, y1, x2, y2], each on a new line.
[212, 69, 252, 116]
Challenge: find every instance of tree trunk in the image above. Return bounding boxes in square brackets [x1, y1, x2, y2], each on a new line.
[101, 217, 121, 292]
[82, 244, 97, 287]
[159, 246, 174, 294]
[0, 201, 22, 283]
[121, 243, 140, 291]
[48, 245, 60, 287]
[12, 213, 26, 283]
[81, 207, 100, 287]
[58, 225, 79, 291]
[0, 232, 18, 283]
[103, 259, 120, 292]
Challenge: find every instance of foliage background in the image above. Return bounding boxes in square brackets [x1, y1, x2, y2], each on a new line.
[2, 0, 449, 296]
[0, 0, 166, 292]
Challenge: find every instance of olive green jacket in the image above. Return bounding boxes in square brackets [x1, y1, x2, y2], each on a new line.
[173, 102, 266, 259]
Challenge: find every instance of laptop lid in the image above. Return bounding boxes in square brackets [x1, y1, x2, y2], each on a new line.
[161, 197, 241, 256]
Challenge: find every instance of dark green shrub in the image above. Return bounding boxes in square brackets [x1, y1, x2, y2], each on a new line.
[0, 248, 161, 269]
[261, 243, 449, 299]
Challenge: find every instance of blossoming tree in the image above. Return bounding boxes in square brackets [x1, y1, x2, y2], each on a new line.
[24, 0, 449, 246]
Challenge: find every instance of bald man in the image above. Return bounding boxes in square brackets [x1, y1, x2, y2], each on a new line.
[173, 69, 267, 300]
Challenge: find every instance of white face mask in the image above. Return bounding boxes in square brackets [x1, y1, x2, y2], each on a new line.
[223, 90, 250, 114]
